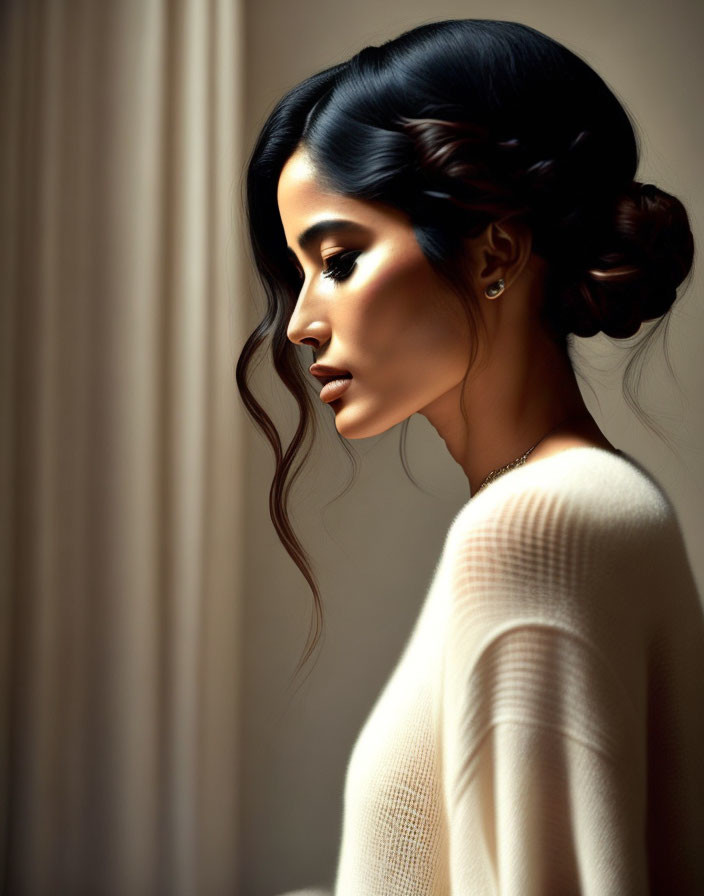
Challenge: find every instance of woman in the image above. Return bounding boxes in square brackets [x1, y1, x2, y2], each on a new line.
[237, 19, 704, 894]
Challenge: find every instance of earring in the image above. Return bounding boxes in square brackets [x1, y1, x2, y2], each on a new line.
[484, 278, 505, 299]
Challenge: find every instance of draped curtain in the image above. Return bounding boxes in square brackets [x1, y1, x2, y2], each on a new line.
[0, 1, 245, 893]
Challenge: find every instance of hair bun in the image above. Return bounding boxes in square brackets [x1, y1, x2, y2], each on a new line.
[555, 181, 694, 338]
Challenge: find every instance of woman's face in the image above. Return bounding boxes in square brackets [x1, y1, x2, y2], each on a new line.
[277, 146, 478, 440]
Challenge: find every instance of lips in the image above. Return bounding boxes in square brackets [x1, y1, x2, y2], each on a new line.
[319, 376, 352, 403]
[317, 373, 352, 385]
[309, 363, 353, 386]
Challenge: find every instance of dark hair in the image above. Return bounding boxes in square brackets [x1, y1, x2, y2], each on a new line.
[236, 18, 694, 687]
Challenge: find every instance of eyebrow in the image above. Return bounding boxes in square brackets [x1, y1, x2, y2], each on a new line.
[288, 218, 369, 256]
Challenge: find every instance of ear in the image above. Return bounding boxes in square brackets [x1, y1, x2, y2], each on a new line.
[462, 216, 533, 295]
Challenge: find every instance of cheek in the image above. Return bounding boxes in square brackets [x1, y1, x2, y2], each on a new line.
[350, 251, 469, 367]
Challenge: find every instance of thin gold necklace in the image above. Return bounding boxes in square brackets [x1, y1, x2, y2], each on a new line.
[474, 413, 593, 496]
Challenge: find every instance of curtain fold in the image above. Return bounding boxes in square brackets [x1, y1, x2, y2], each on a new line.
[0, 1, 246, 893]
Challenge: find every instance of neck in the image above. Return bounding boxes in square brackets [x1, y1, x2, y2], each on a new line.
[418, 326, 606, 494]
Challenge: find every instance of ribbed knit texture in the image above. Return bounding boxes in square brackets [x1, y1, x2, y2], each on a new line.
[280, 446, 704, 896]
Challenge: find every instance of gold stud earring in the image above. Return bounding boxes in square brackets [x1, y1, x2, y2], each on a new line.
[484, 278, 505, 299]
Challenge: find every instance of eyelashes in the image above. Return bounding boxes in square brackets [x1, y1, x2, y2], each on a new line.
[291, 250, 362, 289]
[322, 250, 362, 285]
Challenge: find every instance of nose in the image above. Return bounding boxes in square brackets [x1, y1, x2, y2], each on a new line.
[286, 284, 332, 349]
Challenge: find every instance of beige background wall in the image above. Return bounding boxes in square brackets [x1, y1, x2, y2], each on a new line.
[240, 1, 704, 893]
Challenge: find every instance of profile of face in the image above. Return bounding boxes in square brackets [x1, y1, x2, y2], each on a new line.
[277, 147, 481, 441]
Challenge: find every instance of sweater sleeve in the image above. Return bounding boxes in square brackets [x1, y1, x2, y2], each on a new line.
[440, 483, 651, 895]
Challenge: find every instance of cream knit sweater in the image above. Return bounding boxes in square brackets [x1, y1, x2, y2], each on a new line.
[280, 446, 704, 895]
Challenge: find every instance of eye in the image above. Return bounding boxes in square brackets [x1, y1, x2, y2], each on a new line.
[322, 250, 362, 285]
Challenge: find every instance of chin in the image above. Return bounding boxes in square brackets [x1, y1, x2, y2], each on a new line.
[331, 399, 414, 440]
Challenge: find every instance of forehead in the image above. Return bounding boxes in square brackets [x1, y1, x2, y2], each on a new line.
[276, 147, 409, 243]
[277, 148, 349, 217]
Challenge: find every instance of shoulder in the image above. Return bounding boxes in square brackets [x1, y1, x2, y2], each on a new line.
[448, 446, 676, 554]
[438, 448, 703, 774]
[441, 447, 688, 623]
